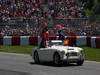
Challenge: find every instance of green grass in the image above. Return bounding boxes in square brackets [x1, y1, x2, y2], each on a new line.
[0, 46, 33, 54]
[0, 46, 100, 62]
[82, 47, 100, 62]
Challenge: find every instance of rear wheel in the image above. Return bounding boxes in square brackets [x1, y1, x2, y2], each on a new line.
[53, 53, 61, 66]
[34, 51, 40, 64]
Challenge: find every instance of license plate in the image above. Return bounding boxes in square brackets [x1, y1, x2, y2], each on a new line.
[68, 56, 79, 59]
[68, 52, 78, 56]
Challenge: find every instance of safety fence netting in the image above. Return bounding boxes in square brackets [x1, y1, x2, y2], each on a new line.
[0, 18, 100, 36]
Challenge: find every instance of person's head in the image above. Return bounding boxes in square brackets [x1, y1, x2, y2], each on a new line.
[42, 27, 48, 33]
[45, 26, 48, 31]
[58, 30, 61, 34]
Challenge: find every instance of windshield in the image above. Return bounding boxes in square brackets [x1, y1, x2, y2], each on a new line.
[48, 40, 63, 47]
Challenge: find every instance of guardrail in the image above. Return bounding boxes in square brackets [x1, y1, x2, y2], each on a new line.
[0, 36, 100, 48]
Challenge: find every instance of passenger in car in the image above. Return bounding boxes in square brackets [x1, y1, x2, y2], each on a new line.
[58, 30, 65, 40]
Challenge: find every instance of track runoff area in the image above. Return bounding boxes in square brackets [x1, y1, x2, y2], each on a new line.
[0, 51, 100, 75]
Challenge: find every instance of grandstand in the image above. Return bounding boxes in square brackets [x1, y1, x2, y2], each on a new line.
[0, 0, 99, 36]
[0, 0, 83, 19]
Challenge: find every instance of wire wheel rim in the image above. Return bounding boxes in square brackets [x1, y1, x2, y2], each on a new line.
[54, 54, 60, 65]
[34, 52, 39, 63]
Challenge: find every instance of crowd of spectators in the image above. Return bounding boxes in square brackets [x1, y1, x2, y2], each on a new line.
[0, 0, 99, 36]
[0, 20, 100, 36]
[0, 25, 38, 36]
[0, 0, 84, 20]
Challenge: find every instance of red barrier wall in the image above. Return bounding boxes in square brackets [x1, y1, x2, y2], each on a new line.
[49, 36, 57, 40]
[1, 36, 100, 48]
[12, 36, 20, 45]
[95, 37, 100, 48]
[29, 36, 38, 45]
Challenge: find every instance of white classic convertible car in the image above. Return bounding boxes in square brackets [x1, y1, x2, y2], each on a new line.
[32, 40, 84, 66]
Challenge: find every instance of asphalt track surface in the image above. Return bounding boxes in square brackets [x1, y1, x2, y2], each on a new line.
[0, 52, 100, 75]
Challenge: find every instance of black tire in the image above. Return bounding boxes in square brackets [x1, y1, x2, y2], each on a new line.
[53, 53, 61, 66]
[34, 51, 40, 64]
[77, 60, 84, 66]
